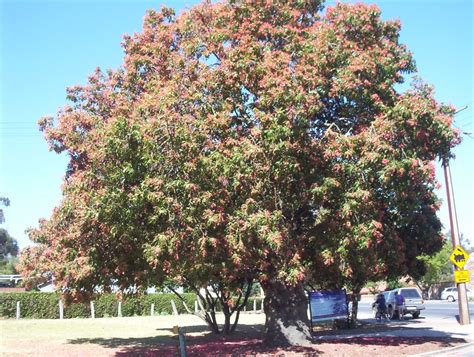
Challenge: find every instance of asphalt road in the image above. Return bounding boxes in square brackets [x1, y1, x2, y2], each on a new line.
[359, 300, 474, 319]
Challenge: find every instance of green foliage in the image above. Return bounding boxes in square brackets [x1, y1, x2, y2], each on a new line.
[0, 292, 59, 318]
[0, 228, 19, 260]
[417, 240, 453, 287]
[364, 281, 379, 294]
[0, 228, 19, 278]
[93, 294, 118, 317]
[385, 278, 410, 290]
[0, 292, 198, 319]
[365, 281, 377, 288]
[64, 300, 90, 319]
[0, 257, 18, 275]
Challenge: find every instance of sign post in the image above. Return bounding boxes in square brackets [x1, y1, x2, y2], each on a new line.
[448, 245, 471, 324]
[443, 160, 471, 325]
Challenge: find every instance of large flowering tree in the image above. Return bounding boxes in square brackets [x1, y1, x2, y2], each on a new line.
[20, 0, 459, 346]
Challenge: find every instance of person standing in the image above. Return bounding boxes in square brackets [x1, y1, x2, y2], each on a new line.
[394, 291, 405, 320]
[375, 293, 387, 321]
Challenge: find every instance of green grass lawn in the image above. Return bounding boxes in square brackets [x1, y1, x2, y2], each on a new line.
[0, 313, 265, 356]
[1, 315, 204, 356]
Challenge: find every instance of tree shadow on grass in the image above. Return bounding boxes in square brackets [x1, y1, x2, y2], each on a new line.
[154, 325, 209, 334]
[69, 335, 176, 348]
[68, 333, 467, 357]
[68, 323, 322, 356]
[154, 322, 263, 335]
[313, 317, 426, 337]
[68, 320, 470, 356]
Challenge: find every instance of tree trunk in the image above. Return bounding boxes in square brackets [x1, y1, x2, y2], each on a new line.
[349, 292, 359, 328]
[169, 286, 221, 334]
[222, 304, 231, 334]
[230, 309, 241, 333]
[261, 280, 312, 347]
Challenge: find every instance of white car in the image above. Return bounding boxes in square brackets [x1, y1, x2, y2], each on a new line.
[385, 288, 425, 319]
[441, 287, 474, 302]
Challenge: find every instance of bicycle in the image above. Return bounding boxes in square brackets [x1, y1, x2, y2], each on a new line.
[374, 303, 389, 321]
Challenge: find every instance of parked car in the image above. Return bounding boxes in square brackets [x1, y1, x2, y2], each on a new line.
[385, 288, 425, 319]
[441, 287, 474, 302]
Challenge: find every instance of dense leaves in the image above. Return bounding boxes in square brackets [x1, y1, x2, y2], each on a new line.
[416, 241, 452, 289]
[0, 228, 18, 260]
[20, 0, 458, 345]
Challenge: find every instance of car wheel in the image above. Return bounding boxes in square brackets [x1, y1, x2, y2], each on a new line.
[447, 295, 455, 302]
[412, 311, 420, 319]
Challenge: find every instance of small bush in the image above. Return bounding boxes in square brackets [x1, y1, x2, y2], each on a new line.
[94, 294, 118, 317]
[64, 301, 90, 319]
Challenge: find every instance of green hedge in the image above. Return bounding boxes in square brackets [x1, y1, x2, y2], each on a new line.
[0, 292, 197, 319]
[0, 292, 263, 319]
[0, 292, 59, 319]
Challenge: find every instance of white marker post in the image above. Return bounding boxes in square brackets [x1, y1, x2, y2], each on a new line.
[59, 300, 64, 320]
[171, 299, 178, 316]
[118, 301, 122, 317]
[16, 301, 20, 320]
[151, 303, 155, 316]
[90, 301, 95, 319]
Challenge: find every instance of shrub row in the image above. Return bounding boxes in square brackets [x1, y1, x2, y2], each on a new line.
[0, 292, 194, 319]
[0, 292, 263, 319]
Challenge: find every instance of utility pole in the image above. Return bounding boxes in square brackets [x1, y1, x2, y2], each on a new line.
[443, 106, 470, 325]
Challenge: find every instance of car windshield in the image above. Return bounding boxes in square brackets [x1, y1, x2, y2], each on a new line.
[401, 289, 421, 298]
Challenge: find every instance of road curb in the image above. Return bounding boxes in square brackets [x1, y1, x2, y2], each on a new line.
[410, 341, 474, 356]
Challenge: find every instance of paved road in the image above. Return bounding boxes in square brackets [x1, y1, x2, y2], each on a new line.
[358, 300, 474, 319]
[355, 300, 474, 356]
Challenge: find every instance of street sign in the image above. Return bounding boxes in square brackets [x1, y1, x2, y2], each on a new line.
[454, 270, 471, 284]
[449, 246, 470, 269]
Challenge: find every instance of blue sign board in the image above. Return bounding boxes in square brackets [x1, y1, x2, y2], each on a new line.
[309, 290, 348, 322]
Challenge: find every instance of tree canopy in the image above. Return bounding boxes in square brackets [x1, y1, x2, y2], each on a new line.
[20, 0, 459, 346]
[0, 228, 19, 275]
[416, 240, 452, 290]
[0, 228, 19, 261]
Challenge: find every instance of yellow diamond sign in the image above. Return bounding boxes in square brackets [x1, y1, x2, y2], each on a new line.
[450, 246, 469, 269]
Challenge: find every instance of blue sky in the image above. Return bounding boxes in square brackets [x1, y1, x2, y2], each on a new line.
[1, 0, 473, 251]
